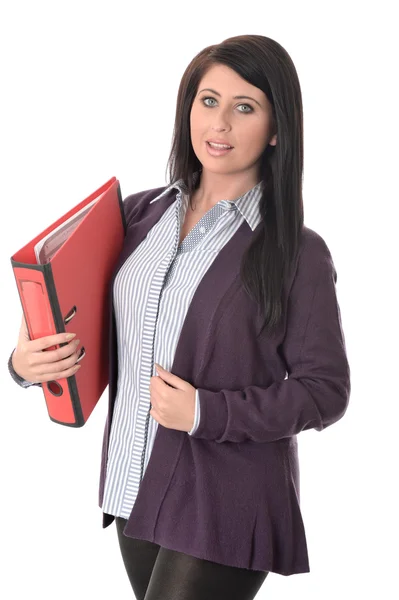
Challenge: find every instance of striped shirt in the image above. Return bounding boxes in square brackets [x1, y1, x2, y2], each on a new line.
[101, 172, 264, 519]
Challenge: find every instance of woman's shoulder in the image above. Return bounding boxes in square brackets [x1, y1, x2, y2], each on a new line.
[293, 224, 338, 286]
[122, 184, 170, 226]
[300, 224, 335, 264]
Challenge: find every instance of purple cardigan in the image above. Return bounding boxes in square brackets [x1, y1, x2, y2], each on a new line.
[98, 184, 351, 576]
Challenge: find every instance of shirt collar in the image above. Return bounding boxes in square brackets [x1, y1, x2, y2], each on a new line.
[150, 170, 264, 231]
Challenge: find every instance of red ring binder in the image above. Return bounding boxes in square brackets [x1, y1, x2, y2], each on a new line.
[10, 177, 126, 426]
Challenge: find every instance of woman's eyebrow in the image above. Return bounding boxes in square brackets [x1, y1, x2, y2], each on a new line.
[198, 88, 262, 107]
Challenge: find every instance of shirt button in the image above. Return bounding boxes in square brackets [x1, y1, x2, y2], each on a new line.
[199, 226, 205, 233]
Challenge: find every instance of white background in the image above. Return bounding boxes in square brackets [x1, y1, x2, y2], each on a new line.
[1, 1, 398, 598]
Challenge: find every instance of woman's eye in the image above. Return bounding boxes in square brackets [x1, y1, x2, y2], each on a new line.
[201, 97, 253, 113]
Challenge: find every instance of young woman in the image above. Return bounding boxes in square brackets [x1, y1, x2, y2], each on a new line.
[9, 34, 351, 600]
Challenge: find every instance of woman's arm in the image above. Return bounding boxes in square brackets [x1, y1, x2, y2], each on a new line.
[8, 349, 42, 388]
[190, 248, 351, 444]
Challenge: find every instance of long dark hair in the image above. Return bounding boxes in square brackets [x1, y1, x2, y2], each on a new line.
[165, 35, 304, 338]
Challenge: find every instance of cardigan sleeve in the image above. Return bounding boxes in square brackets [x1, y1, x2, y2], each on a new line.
[189, 242, 351, 444]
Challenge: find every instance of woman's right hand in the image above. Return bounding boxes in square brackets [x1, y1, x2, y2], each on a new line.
[12, 314, 82, 384]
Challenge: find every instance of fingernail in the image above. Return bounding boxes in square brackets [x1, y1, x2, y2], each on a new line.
[66, 333, 76, 340]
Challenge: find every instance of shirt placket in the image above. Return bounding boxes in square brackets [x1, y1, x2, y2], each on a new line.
[120, 193, 183, 516]
[142, 199, 231, 471]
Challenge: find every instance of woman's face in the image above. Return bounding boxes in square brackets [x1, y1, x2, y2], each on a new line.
[190, 64, 277, 177]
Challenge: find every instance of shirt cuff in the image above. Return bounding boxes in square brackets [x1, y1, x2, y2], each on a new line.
[187, 389, 201, 435]
[8, 349, 41, 388]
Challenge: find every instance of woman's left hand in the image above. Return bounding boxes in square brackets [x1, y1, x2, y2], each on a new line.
[149, 364, 196, 433]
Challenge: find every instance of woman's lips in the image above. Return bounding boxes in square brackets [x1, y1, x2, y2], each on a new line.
[205, 141, 234, 156]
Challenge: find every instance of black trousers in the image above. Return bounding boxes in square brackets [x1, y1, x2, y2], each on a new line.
[115, 517, 269, 600]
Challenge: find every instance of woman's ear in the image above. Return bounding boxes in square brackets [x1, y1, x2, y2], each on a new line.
[269, 133, 277, 146]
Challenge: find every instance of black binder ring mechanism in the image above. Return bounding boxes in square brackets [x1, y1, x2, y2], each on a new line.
[47, 305, 85, 397]
[64, 305, 86, 362]
[64, 306, 86, 364]
[64, 306, 76, 324]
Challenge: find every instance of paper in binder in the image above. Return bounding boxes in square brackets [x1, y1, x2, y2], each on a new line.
[10, 177, 126, 427]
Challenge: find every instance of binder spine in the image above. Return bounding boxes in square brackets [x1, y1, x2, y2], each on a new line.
[11, 262, 84, 426]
